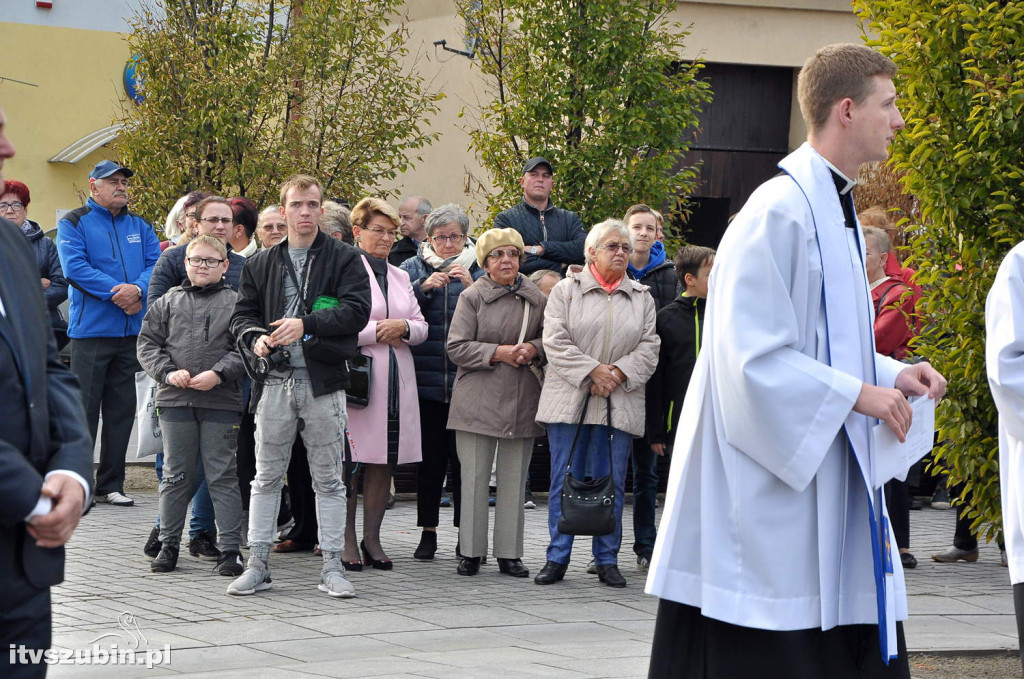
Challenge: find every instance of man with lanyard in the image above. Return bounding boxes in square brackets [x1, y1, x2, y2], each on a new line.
[645, 44, 947, 677]
[229, 174, 370, 598]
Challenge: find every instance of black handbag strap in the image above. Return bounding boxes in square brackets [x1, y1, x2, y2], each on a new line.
[564, 392, 613, 472]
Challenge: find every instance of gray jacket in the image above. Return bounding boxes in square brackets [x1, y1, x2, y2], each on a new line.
[537, 265, 660, 436]
[446, 275, 547, 439]
[137, 281, 245, 412]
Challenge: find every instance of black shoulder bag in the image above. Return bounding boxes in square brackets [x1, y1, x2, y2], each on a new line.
[557, 392, 616, 536]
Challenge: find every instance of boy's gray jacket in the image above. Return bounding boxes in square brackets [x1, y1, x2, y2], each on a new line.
[137, 281, 245, 412]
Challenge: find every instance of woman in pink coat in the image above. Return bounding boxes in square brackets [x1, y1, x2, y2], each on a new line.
[344, 198, 428, 570]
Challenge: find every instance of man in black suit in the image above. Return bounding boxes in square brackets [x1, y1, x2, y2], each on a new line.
[0, 107, 93, 677]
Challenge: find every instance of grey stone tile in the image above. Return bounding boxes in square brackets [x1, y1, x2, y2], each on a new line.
[401, 645, 563, 668]
[162, 619, 327, 645]
[399, 603, 548, 628]
[276, 655, 449, 678]
[490, 621, 628, 646]
[286, 611, 440, 636]
[246, 635, 407, 662]
[905, 594, 995, 616]
[366, 627, 514, 653]
[904, 614, 1018, 652]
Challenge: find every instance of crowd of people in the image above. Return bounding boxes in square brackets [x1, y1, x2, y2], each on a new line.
[3, 151, 725, 599]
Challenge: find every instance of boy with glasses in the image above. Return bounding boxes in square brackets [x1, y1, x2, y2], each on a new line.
[137, 234, 246, 576]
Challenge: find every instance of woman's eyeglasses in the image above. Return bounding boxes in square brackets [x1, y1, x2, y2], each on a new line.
[200, 216, 233, 225]
[598, 242, 632, 254]
[365, 226, 398, 239]
[431, 233, 465, 244]
[487, 248, 521, 261]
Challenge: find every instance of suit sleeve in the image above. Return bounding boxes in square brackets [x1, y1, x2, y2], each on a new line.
[57, 218, 119, 300]
[231, 257, 267, 348]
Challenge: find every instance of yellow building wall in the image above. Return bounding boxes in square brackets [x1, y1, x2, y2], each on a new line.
[0, 22, 130, 234]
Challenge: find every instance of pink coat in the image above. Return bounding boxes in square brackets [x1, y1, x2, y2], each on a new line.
[346, 256, 428, 464]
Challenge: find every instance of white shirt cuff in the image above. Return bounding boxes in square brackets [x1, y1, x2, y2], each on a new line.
[45, 470, 92, 511]
[25, 496, 53, 522]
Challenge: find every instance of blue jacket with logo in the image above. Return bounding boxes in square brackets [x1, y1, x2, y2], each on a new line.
[57, 198, 161, 339]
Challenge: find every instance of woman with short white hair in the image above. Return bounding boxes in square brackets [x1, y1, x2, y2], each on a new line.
[534, 218, 660, 589]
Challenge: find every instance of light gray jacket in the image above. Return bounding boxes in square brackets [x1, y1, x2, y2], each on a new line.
[137, 282, 245, 412]
[536, 265, 659, 436]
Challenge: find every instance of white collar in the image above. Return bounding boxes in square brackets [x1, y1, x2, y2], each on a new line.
[819, 156, 857, 195]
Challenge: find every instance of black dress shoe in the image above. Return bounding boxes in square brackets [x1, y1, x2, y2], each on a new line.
[414, 531, 437, 561]
[457, 557, 481, 576]
[497, 558, 529, 578]
[533, 560, 567, 585]
[595, 564, 626, 588]
[900, 551, 918, 569]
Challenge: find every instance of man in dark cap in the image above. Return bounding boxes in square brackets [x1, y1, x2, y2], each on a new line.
[493, 156, 586, 275]
[56, 159, 161, 507]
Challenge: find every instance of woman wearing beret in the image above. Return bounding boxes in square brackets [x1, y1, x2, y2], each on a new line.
[447, 228, 547, 577]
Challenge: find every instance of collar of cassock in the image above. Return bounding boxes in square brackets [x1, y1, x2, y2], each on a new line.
[821, 158, 858, 230]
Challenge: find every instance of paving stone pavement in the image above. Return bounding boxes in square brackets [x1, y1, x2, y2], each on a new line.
[47, 493, 1015, 678]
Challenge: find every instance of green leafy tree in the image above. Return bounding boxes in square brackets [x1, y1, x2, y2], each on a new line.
[854, 0, 1024, 540]
[116, 0, 440, 228]
[459, 0, 711, 230]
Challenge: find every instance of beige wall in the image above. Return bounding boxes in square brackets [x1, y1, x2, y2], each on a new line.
[1, 22, 130, 233]
[387, 0, 863, 216]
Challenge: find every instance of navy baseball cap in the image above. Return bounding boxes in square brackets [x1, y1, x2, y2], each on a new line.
[522, 157, 552, 174]
[89, 160, 134, 180]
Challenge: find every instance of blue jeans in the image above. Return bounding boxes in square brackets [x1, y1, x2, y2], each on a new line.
[545, 422, 631, 566]
[631, 436, 659, 556]
[154, 452, 216, 539]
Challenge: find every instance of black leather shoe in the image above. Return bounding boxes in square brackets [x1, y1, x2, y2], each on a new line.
[457, 557, 481, 576]
[497, 558, 529, 578]
[596, 564, 626, 588]
[151, 545, 179, 573]
[414, 531, 437, 561]
[533, 560, 567, 585]
[900, 551, 918, 569]
[143, 526, 162, 559]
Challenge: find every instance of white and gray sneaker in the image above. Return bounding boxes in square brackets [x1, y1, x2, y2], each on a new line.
[226, 555, 272, 596]
[319, 556, 355, 599]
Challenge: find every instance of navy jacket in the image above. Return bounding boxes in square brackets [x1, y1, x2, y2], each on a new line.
[400, 254, 484, 402]
[0, 217, 93, 590]
[20, 219, 68, 330]
[645, 294, 706, 446]
[148, 243, 247, 304]
[493, 199, 586, 274]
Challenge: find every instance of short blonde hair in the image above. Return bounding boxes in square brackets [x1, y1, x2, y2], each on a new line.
[279, 174, 322, 206]
[584, 219, 630, 264]
[350, 197, 400, 230]
[861, 225, 892, 254]
[797, 44, 897, 132]
[186, 234, 228, 259]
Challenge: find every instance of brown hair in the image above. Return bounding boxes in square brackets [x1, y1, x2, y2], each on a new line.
[278, 174, 323, 207]
[797, 44, 897, 132]
[194, 196, 231, 220]
[623, 203, 656, 223]
[674, 245, 716, 284]
[350, 197, 400, 230]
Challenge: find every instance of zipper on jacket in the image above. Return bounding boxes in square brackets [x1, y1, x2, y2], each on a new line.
[442, 282, 451, 404]
[109, 213, 132, 336]
[204, 314, 211, 343]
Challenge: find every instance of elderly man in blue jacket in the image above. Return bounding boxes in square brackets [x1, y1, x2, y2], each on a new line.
[493, 157, 586, 275]
[57, 160, 161, 508]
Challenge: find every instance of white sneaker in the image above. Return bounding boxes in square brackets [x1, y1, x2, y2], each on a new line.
[524, 499, 536, 509]
[319, 558, 356, 598]
[99, 491, 134, 506]
[227, 556, 272, 596]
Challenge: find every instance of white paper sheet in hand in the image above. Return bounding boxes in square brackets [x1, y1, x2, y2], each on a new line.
[872, 395, 936, 488]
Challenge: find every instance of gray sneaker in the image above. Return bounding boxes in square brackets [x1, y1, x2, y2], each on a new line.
[319, 556, 356, 599]
[585, 558, 598, 575]
[931, 546, 979, 563]
[226, 555, 272, 595]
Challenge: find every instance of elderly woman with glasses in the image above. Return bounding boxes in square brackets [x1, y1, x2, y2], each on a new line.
[533, 218, 660, 589]
[256, 206, 288, 248]
[400, 204, 483, 561]
[446, 228, 546, 577]
[343, 197, 428, 570]
[1, 180, 69, 348]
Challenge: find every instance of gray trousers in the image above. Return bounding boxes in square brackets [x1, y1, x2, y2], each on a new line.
[158, 407, 243, 553]
[456, 431, 533, 559]
[249, 379, 347, 554]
